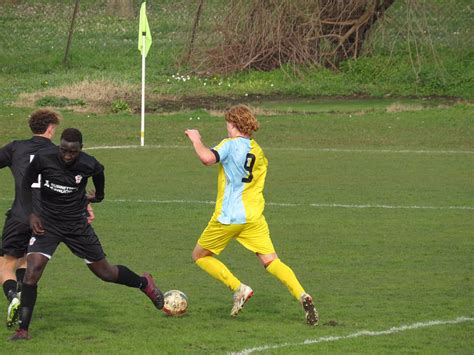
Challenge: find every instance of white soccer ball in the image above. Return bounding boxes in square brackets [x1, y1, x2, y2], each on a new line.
[163, 290, 188, 316]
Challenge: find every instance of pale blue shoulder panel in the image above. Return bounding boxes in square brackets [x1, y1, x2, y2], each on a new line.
[213, 138, 251, 224]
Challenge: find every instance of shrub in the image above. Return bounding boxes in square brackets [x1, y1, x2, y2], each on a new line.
[111, 99, 130, 113]
[35, 96, 85, 107]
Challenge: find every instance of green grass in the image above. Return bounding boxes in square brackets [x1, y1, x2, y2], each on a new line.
[0, 0, 473, 351]
[0, 102, 472, 352]
[0, 1, 473, 109]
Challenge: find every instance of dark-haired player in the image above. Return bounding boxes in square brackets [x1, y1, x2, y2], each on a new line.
[10, 128, 164, 340]
[185, 104, 319, 326]
[0, 109, 61, 328]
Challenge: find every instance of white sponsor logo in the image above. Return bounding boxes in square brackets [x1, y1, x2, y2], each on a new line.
[29, 237, 36, 246]
[44, 181, 78, 194]
[75, 175, 83, 184]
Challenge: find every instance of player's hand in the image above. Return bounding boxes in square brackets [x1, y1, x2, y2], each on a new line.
[87, 189, 103, 203]
[185, 129, 201, 143]
[29, 213, 45, 235]
[86, 203, 95, 224]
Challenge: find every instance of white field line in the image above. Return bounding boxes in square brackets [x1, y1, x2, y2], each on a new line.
[0, 198, 472, 210]
[84, 145, 474, 155]
[230, 316, 474, 355]
[105, 199, 474, 211]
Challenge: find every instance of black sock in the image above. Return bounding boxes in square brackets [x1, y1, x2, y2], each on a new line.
[3, 279, 17, 301]
[116, 265, 147, 289]
[18, 283, 37, 331]
[16, 268, 26, 292]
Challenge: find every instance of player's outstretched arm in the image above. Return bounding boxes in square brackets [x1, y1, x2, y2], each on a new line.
[184, 129, 217, 166]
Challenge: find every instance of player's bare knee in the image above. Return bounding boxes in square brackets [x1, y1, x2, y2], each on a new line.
[192, 249, 203, 262]
[192, 252, 200, 262]
[257, 253, 278, 268]
[24, 266, 44, 285]
[90, 265, 115, 282]
[99, 272, 115, 282]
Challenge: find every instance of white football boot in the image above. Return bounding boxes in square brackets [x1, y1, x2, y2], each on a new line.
[300, 292, 319, 326]
[230, 283, 253, 317]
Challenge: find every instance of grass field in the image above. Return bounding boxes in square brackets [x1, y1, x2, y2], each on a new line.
[0, 101, 472, 353]
[1, 0, 473, 110]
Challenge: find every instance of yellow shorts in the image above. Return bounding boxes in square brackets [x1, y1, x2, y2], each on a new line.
[198, 215, 275, 255]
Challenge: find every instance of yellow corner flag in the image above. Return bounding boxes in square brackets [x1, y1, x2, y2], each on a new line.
[138, 2, 152, 57]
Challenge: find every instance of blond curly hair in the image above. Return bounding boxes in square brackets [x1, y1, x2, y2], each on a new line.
[225, 104, 260, 136]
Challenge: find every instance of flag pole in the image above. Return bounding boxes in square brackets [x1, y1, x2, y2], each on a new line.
[138, 1, 151, 147]
[141, 32, 146, 147]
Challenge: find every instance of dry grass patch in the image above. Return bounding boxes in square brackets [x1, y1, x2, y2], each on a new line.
[14, 79, 169, 114]
[386, 102, 425, 113]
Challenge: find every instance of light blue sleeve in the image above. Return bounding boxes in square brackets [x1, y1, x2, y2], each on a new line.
[213, 139, 232, 162]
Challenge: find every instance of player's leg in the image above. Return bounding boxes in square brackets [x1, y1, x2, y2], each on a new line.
[0, 256, 19, 300]
[11, 224, 62, 340]
[10, 252, 49, 340]
[1, 214, 31, 328]
[87, 258, 164, 309]
[194, 221, 254, 316]
[193, 244, 240, 291]
[259, 254, 319, 325]
[193, 220, 242, 291]
[193, 244, 253, 317]
[239, 216, 319, 325]
[64, 222, 164, 309]
[3, 257, 27, 329]
[1, 256, 23, 328]
[15, 256, 27, 293]
[1, 214, 29, 297]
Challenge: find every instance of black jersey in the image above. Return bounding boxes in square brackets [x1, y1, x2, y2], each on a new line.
[0, 136, 54, 223]
[22, 146, 104, 222]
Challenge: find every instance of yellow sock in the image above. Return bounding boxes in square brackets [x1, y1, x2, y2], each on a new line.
[195, 256, 241, 291]
[266, 258, 305, 300]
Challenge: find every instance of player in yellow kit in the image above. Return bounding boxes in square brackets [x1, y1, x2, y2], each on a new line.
[184, 104, 319, 326]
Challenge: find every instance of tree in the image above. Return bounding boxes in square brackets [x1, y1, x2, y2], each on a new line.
[187, 0, 395, 73]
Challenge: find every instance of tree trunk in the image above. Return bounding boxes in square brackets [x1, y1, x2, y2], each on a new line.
[106, 0, 134, 18]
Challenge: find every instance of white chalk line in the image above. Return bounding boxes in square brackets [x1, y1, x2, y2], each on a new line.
[84, 145, 474, 155]
[105, 199, 474, 211]
[230, 316, 474, 355]
[0, 198, 471, 210]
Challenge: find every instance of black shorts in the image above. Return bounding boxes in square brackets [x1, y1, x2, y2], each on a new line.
[1, 210, 31, 258]
[28, 218, 106, 262]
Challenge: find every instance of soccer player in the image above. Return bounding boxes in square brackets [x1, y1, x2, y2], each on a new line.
[0, 109, 61, 328]
[10, 128, 164, 340]
[184, 104, 319, 326]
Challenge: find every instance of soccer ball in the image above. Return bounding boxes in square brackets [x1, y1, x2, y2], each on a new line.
[162, 290, 188, 316]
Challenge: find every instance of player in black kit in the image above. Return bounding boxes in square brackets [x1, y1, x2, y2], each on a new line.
[10, 128, 164, 340]
[0, 109, 61, 328]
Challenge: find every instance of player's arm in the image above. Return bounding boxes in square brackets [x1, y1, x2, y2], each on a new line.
[86, 203, 95, 224]
[184, 129, 217, 166]
[0, 142, 13, 169]
[21, 156, 44, 235]
[87, 170, 105, 203]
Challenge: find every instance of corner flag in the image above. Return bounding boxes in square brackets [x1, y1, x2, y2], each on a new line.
[138, 2, 152, 57]
[138, 2, 152, 146]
